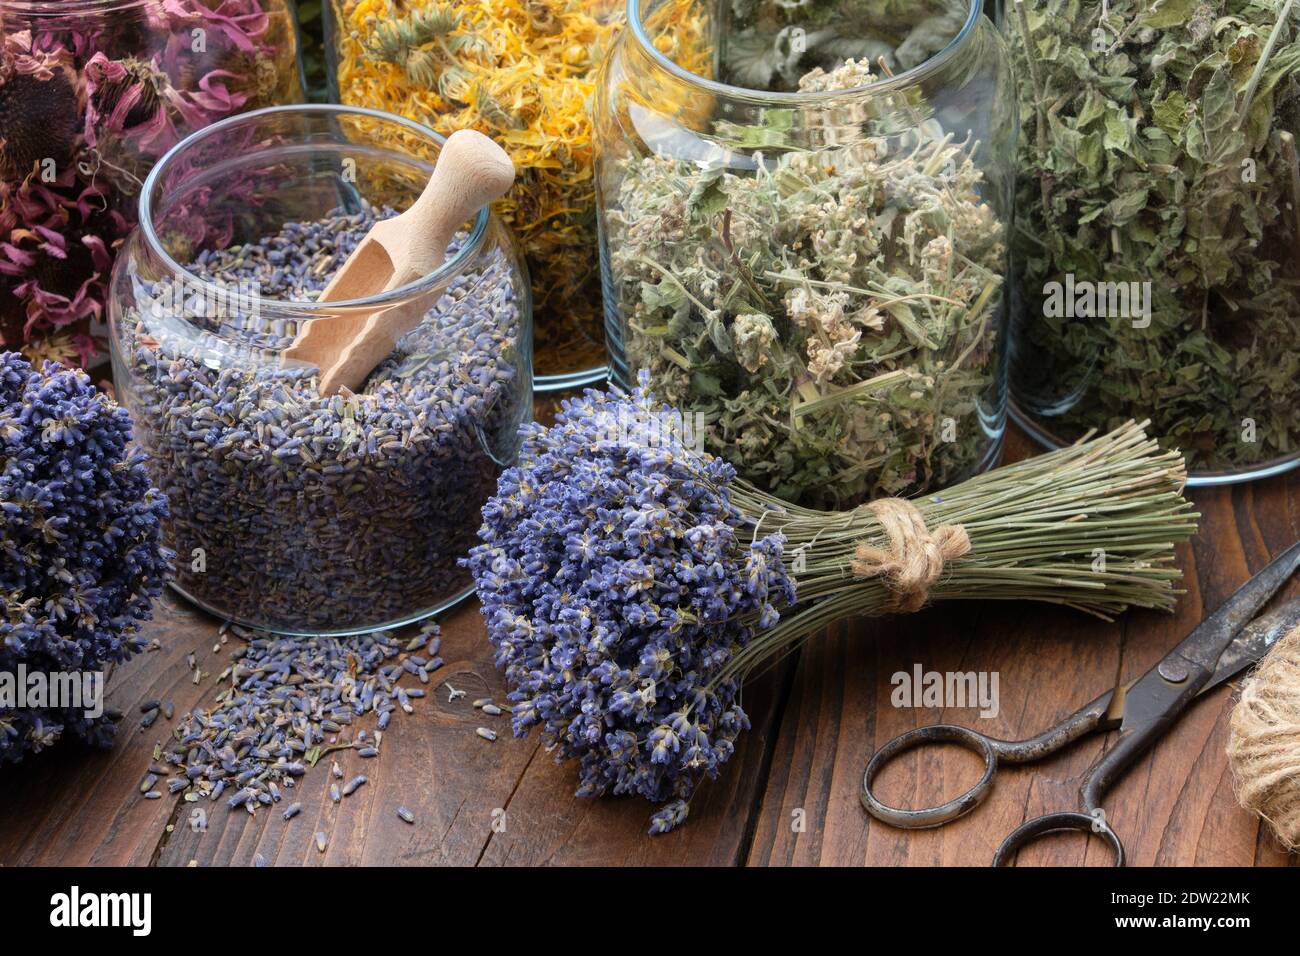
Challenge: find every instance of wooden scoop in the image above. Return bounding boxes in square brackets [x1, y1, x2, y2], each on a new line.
[284, 129, 515, 395]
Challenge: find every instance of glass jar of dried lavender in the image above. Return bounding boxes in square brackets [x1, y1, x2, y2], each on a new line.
[594, 0, 1016, 508]
[0, 0, 304, 376]
[107, 105, 534, 635]
[323, 0, 624, 392]
[1005, 0, 1300, 484]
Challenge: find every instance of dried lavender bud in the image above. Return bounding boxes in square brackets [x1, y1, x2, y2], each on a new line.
[164, 631, 421, 813]
[0, 354, 170, 764]
[114, 205, 525, 631]
[466, 374, 794, 830]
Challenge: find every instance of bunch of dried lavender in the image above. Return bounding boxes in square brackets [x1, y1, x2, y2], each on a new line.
[607, 57, 1005, 507]
[468, 374, 1197, 832]
[1007, 0, 1300, 471]
[1, 352, 170, 763]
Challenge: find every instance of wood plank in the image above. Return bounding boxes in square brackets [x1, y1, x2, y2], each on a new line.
[744, 453, 1300, 866]
[152, 599, 538, 866]
[0, 588, 231, 865]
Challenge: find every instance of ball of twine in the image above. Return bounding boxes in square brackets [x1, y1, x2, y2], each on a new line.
[1227, 622, 1300, 851]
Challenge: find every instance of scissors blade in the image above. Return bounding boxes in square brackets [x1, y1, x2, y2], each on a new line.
[1200, 597, 1300, 694]
[1166, 540, 1300, 674]
[1118, 540, 1300, 733]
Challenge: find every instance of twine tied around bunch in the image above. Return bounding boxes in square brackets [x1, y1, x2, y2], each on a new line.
[850, 498, 971, 611]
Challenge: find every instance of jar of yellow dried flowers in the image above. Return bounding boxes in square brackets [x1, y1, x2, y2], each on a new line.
[595, 0, 1017, 509]
[325, 0, 623, 390]
[0, 0, 304, 377]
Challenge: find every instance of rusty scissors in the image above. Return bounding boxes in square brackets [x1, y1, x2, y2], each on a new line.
[860, 540, 1300, 866]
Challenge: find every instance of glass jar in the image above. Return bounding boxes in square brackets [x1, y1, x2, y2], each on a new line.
[0, 0, 304, 376]
[324, 0, 623, 391]
[595, 0, 1016, 508]
[108, 105, 534, 636]
[1005, 0, 1300, 484]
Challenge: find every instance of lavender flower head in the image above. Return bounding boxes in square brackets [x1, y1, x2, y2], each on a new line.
[466, 373, 796, 833]
[1, 352, 170, 763]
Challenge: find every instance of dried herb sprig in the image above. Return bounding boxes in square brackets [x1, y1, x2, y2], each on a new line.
[467, 374, 1197, 832]
[718, 0, 970, 91]
[608, 58, 1005, 507]
[1008, 0, 1300, 471]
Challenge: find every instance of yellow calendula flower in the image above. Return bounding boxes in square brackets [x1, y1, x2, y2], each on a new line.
[335, 0, 709, 379]
[334, 0, 621, 377]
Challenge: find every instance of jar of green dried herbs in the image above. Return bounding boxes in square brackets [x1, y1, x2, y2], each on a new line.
[594, 0, 1016, 507]
[108, 106, 533, 636]
[1005, 0, 1300, 484]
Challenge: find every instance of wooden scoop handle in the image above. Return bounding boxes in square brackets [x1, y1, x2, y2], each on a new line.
[394, 130, 515, 280]
[316, 131, 514, 396]
[283, 131, 513, 394]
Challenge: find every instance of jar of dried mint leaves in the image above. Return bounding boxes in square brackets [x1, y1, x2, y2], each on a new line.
[0, 0, 303, 376]
[1005, 0, 1300, 484]
[107, 105, 534, 635]
[324, 0, 629, 391]
[595, 0, 1016, 508]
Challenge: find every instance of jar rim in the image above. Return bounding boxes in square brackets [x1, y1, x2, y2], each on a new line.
[138, 104, 492, 314]
[2, 0, 152, 16]
[626, 0, 983, 103]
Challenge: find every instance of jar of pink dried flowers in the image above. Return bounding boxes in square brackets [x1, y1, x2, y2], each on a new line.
[0, 0, 303, 376]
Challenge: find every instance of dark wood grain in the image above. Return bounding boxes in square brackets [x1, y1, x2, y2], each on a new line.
[744, 433, 1300, 867]
[1, 426, 1296, 867]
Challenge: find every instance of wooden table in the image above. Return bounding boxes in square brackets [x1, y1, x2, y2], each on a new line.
[1, 428, 1296, 867]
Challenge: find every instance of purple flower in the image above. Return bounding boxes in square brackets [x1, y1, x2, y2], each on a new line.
[466, 373, 796, 833]
[0, 352, 171, 763]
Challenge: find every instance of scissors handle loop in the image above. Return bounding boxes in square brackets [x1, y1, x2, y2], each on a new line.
[860, 724, 997, 828]
[992, 811, 1124, 867]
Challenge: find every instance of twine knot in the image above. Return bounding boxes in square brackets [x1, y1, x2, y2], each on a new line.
[850, 498, 971, 611]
